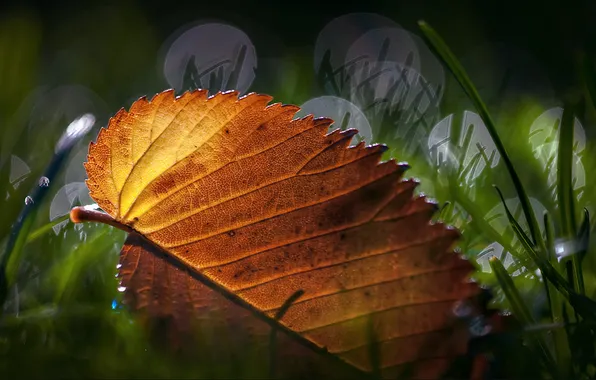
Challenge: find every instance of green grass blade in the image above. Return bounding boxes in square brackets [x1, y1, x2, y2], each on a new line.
[25, 214, 70, 244]
[558, 104, 578, 237]
[0, 165, 63, 309]
[580, 52, 596, 113]
[3, 208, 37, 287]
[494, 186, 579, 305]
[418, 21, 547, 257]
[489, 256, 534, 324]
[48, 228, 110, 304]
[577, 208, 590, 262]
[269, 290, 305, 378]
[0, 114, 94, 310]
[494, 186, 535, 257]
[544, 212, 572, 374]
[489, 256, 559, 377]
[558, 103, 584, 295]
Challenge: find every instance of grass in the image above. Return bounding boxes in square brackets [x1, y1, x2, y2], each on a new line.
[419, 20, 596, 378]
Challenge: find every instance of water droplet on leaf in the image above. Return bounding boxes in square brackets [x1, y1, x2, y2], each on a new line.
[452, 300, 473, 318]
[24, 196, 34, 205]
[469, 316, 492, 337]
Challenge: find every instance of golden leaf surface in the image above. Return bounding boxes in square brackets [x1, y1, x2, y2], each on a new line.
[82, 89, 479, 378]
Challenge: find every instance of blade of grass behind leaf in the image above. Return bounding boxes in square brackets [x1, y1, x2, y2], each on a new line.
[269, 289, 304, 378]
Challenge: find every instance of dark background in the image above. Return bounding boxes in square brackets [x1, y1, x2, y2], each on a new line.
[2, 0, 594, 101]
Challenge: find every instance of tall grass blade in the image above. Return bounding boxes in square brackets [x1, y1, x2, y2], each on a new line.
[417, 21, 548, 257]
[25, 214, 70, 244]
[544, 212, 572, 374]
[489, 256, 559, 377]
[577, 209, 590, 262]
[558, 103, 584, 295]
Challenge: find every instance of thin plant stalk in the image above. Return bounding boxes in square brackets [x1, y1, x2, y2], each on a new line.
[418, 21, 548, 259]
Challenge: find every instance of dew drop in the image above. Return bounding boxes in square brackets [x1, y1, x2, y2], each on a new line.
[452, 300, 473, 318]
[117, 286, 126, 292]
[116, 264, 122, 269]
[24, 196, 34, 206]
[38, 176, 50, 187]
[468, 316, 492, 337]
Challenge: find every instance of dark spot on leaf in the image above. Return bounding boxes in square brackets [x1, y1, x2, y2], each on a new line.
[225, 128, 230, 134]
[228, 230, 235, 237]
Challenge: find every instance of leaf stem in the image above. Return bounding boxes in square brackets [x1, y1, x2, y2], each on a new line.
[70, 206, 134, 234]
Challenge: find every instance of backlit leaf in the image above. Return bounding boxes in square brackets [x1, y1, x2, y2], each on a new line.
[73, 89, 479, 378]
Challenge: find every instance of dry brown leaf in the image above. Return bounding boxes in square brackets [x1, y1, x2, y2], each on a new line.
[72, 89, 479, 379]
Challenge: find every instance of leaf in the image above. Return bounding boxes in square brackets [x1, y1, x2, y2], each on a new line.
[118, 232, 367, 379]
[74, 89, 479, 378]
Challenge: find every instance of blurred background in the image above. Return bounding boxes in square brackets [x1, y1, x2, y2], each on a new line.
[1, 0, 596, 377]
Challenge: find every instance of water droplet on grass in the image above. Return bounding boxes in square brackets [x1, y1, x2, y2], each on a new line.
[24, 196, 34, 205]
